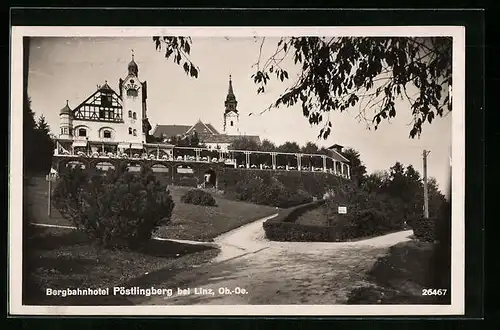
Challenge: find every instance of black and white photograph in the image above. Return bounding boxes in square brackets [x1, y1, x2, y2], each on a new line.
[10, 25, 465, 315]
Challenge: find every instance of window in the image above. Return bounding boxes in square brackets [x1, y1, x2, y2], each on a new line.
[133, 112, 137, 120]
[101, 94, 112, 107]
[128, 127, 132, 135]
[103, 130, 111, 138]
[60, 128, 63, 135]
[69, 128, 73, 135]
[63, 128, 68, 134]
[133, 129, 137, 136]
[78, 128, 87, 137]
[128, 110, 132, 118]
[230, 121, 234, 127]
[127, 89, 138, 97]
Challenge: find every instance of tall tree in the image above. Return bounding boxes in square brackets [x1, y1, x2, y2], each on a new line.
[229, 136, 261, 151]
[36, 115, 50, 135]
[154, 36, 451, 139]
[340, 148, 367, 186]
[278, 141, 301, 153]
[190, 131, 200, 147]
[301, 141, 320, 154]
[260, 139, 277, 152]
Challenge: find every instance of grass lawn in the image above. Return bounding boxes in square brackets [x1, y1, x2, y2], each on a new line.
[26, 176, 278, 242]
[346, 240, 451, 304]
[155, 186, 278, 241]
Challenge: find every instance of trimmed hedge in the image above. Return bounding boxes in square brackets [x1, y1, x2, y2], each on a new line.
[180, 189, 217, 207]
[263, 200, 346, 242]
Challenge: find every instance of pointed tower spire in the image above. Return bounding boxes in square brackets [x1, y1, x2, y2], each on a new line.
[225, 75, 237, 114]
[128, 49, 138, 76]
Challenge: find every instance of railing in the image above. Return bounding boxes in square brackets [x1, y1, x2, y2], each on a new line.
[53, 141, 351, 179]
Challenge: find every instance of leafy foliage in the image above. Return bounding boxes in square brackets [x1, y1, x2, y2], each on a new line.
[153, 36, 199, 78]
[340, 148, 367, 186]
[250, 37, 452, 139]
[154, 36, 451, 138]
[52, 165, 175, 249]
[230, 174, 313, 208]
[180, 189, 217, 207]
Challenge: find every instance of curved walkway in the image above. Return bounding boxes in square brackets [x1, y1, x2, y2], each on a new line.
[137, 215, 413, 305]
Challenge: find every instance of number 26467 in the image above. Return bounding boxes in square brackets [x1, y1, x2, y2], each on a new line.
[422, 289, 447, 296]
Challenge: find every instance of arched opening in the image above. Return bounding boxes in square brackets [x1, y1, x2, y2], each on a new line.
[203, 169, 217, 188]
[95, 161, 115, 171]
[152, 164, 169, 173]
[66, 161, 86, 169]
[127, 162, 141, 172]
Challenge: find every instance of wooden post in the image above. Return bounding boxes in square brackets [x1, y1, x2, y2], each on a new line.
[47, 178, 51, 218]
[423, 149, 430, 219]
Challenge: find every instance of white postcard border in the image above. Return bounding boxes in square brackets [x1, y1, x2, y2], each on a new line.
[9, 25, 466, 316]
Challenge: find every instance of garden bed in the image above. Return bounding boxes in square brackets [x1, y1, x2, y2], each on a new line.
[24, 225, 219, 306]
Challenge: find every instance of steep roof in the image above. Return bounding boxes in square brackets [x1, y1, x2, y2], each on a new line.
[186, 120, 218, 135]
[205, 123, 220, 135]
[152, 124, 191, 138]
[202, 134, 261, 144]
[328, 149, 350, 163]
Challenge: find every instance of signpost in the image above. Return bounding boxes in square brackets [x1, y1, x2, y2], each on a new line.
[45, 172, 57, 218]
[338, 206, 347, 214]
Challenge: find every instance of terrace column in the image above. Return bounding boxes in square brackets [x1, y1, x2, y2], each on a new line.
[341, 163, 345, 177]
[245, 151, 250, 169]
[157, 145, 160, 159]
[260, 164, 263, 170]
[195, 148, 201, 162]
[346, 164, 351, 179]
[271, 152, 277, 170]
[333, 160, 337, 175]
[55, 140, 60, 155]
[296, 153, 302, 171]
[322, 155, 327, 172]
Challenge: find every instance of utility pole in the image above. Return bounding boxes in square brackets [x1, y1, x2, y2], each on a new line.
[423, 149, 430, 219]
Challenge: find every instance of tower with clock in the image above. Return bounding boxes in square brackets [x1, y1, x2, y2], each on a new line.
[118, 51, 150, 143]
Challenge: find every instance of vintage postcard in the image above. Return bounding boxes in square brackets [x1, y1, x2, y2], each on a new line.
[10, 25, 465, 316]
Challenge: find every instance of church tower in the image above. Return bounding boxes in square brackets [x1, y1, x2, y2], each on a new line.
[223, 75, 240, 135]
[118, 51, 148, 143]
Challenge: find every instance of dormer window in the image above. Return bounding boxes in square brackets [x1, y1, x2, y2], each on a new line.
[230, 121, 234, 126]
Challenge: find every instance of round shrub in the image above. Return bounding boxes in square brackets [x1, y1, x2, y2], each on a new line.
[52, 165, 175, 249]
[180, 189, 217, 206]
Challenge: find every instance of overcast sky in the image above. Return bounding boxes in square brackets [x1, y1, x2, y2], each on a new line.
[27, 36, 452, 192]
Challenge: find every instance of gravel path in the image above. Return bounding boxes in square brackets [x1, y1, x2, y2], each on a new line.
[138, 215, 413, 305]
